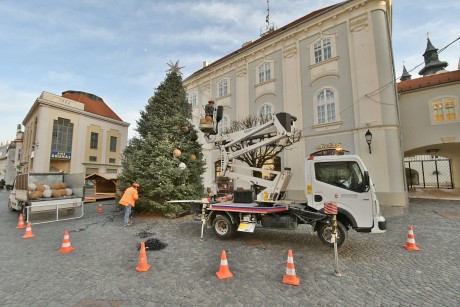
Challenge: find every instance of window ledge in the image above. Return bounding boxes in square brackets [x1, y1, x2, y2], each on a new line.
[313, 121, 343, 132]
[216, 94, 231, 101]
[430, 119, 459, 125]
[255, 78, 276, 87]
[309, 56, 339, 69]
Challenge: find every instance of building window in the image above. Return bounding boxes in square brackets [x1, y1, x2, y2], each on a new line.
[110, 136, 117, 152]
[430, 97, 458, 124]
[219, 115, 230, 134]
[257, 62, 272, 84]
[109, 158, 116, 164]
[89, 156, 97, 162]
[188, 92, 197, 107]
[107, 168, 117, 174]
[316, 88, 336, 124]
[90, 132, 98, 149]
[51, 117, 73, 152]
[85, 167, 98, 176]
[218, 79, 229, 97]
[259, 103, 273, 120]
[313, 38, 332, 64]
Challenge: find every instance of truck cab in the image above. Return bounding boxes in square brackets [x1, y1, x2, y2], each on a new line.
[304, 155, 386, 233]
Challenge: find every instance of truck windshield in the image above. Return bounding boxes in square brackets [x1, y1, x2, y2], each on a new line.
[314, 161, 365, 193]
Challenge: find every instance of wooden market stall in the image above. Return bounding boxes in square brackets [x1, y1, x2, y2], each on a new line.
[84, 173, 118, 202]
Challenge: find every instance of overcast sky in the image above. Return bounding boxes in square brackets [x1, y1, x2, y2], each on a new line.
[0, 0, 458, 143]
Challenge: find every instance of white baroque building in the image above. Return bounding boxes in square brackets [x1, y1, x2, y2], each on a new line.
[184, 0, 407, 208]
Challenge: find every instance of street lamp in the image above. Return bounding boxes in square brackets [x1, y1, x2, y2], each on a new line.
[365, 129, 372, 154]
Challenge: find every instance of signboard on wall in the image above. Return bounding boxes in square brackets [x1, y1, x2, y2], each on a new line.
[50, 151, 71, 160]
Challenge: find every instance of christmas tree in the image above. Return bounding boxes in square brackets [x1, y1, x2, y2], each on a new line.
[118, 61, 205, 214]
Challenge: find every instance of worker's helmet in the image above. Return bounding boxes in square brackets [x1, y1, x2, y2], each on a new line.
[133, 183, 140, 188]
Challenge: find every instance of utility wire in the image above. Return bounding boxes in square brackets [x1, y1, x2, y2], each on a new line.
[199, 36, 459, 149]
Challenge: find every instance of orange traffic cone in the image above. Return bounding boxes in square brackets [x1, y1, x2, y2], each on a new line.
[216, 250, 233, 279]
[97, 203, 104, 213]
[135, 242, 151, 272]
[59, 230, 75, 253]
[282, 249, 300, 286]
[22, 223, 35, 239]
[16, 213, 25, 229]
[403, 226, 420, 251]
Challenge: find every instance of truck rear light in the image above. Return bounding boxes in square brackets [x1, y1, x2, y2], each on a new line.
[307, 156, 314, 160]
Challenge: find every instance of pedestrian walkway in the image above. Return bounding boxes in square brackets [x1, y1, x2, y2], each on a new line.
[383, 188, 460, 217]
[409, 188, 460, 201]
[1, 190, 459, 306]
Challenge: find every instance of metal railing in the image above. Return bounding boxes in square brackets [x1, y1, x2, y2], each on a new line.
[26, 199, 84, 225]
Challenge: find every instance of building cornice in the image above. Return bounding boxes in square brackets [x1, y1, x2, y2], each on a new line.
[184, 0, 390, 87]
[23, 98, 130, 127]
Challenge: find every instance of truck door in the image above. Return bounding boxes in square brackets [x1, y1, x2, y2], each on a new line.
[312, 160, 373, 228]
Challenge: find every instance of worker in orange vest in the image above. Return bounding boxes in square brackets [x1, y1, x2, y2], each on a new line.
[119, 183, 139, 226]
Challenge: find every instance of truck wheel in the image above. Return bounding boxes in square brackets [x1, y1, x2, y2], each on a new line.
[212, 215, 236, 239]
[317, 221, 347, 248]
[8, 200, 15, 212]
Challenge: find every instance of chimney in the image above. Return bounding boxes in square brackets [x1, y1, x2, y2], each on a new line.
[203, 61, 208, 68]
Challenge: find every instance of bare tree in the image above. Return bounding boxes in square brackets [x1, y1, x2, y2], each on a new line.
[223, 114, 302, 177]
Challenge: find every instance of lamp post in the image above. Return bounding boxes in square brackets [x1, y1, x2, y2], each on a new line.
[365, 129, 372, 154]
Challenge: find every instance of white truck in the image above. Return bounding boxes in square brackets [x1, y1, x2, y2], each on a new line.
[187, 106, 386, 247]
[8, 172, 85, 224]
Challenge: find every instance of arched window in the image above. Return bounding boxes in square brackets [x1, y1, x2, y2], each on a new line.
[316, 88, 336, 124]
[259, 103, 273, 120]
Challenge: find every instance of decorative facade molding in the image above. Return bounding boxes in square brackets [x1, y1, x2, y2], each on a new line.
[349, 13, 368, 32]
[202, 81, 211, 93]
[283, 43, 298, 58]
[236, 65, 247, 77]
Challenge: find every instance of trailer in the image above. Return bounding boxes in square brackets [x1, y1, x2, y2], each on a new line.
[171, 106, 386, 247]
[8, 172, 85, 224]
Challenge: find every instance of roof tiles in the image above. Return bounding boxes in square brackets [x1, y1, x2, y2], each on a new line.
[61, 91, 123, 122]
[397, 70, 460, 93]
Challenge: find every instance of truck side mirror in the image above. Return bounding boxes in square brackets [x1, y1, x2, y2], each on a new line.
[362, 171, 370, 192]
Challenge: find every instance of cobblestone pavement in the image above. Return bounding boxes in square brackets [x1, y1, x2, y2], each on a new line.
[1, 190, 459, 306]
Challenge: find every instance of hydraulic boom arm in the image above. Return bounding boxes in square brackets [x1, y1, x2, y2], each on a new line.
[199, 106, 298, 202]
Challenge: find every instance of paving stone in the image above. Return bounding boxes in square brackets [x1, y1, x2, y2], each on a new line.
[1, 192, 460, 305]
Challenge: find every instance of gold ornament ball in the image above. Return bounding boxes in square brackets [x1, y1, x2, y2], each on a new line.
[182, 126, 189, 133]
[190, 154, 196, 161]
[173, 148, 182, 157]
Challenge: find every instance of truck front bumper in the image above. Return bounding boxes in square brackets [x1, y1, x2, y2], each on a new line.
[371, 215, 386, 233]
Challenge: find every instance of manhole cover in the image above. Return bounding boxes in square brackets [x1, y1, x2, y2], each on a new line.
[74, 299, 124, 307]
[244, 239, 264, 246]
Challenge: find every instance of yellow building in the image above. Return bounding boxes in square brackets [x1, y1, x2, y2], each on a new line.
[21, 90, 129, 175]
